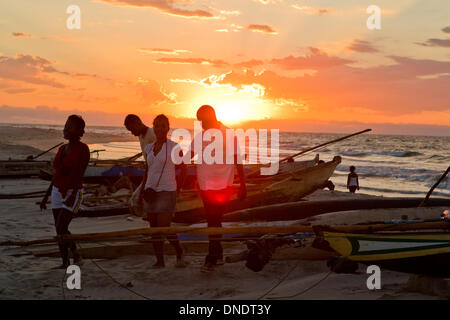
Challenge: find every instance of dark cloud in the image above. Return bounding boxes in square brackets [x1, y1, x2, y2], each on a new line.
[99, 0, 216, 19]
[247, 24, 278, 34]
[270, 47, 354, 70]
[417, 38, 450, 48]
[347, 40, 379, 53]
[416, 27, 450, 48]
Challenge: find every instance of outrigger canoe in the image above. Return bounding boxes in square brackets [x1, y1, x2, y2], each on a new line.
[315, 229, 450, 276]
[0, 160, 52, 178]
[79, 156, 340, 221]
[40, 154, 320, 185]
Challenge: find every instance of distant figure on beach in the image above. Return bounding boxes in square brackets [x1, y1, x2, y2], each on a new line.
[124, 114, 156, 208]
[140, 114, 186, 268]
[40, 115, 90, 268]
[347, 165, 359, 193]
[187, 105, 247, 272]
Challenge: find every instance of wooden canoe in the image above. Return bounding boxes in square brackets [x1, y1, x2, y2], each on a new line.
[0, 160, 52, 178]
[40, 154, 320, 185]
[315, 230, 450, 276]
[78, 156, 341, 221]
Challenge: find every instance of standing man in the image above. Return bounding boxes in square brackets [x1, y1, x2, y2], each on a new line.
[190, 105, 247, 272]
[124, 114, 156, 207]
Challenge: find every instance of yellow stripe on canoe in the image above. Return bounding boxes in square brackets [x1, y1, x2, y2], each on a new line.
[323, 231, 450, 262]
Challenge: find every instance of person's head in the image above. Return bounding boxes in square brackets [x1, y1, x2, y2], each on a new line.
[196, 105, 218, 130]
[153, 114, 169, 141]
[350, 165, 356, 173]
[63, 115, 85, 140]
[124, 114, 145, 136]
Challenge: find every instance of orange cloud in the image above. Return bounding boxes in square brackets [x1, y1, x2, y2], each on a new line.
[154, 57, 228, 67]
[138, 48, 191, 55]
[234, 59, 265, 68]
[271, 47, 354, 70]
[0, 54, 64, 88]
[247, 24, 278, 35]
[99, 0, 217, 19]
[12, 32, 33, 38]
[347, 40, 379, 53]
[292, 5, 330, 15]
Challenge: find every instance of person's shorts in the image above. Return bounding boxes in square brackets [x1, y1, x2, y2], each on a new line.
[349, 186, 357, 193]
[51, 186, 83, 214]
[143, 191, 177, 214]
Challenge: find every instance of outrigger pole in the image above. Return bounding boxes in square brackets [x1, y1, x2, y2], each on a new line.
[279, 128, 372, 163]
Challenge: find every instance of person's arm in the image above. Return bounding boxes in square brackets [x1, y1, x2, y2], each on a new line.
[347, 174, 350, 189]
[356, 174, 360, 190]
[40, 182, 53, 211]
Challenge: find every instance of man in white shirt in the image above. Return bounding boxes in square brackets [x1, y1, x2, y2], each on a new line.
[124, 114, 156, 207]
[190, 105, 246, 272]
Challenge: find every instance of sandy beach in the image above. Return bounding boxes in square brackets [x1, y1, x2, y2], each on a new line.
[0, 125, 133, 160]
[0, 177, 446, 300]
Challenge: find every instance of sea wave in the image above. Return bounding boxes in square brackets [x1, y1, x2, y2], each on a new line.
[341, 150, 422, 158]
[335, 165, 450, 190]
[333, 183, 450, 198]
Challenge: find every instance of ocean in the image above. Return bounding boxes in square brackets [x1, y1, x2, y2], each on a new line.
[7, 123, 450, 199]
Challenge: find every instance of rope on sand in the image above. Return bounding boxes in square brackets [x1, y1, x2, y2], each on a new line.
[267, 271, 333, 299]
[77, 242, 152, 300]
[257, 260, 301, 300]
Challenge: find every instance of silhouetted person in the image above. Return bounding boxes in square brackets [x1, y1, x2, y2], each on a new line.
[188, 105, 246, 272]
[347, 165, 359, 193]
[124, 114, 156, 208]
[140, 114, 186, 268]
[40, 115, 90, 268]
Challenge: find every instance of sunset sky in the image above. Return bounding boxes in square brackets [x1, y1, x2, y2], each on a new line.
[0, 0, 449, 135]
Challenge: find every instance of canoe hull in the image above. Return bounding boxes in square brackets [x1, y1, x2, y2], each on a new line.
[317, 231, 450, 276]
[0, 160, 52, 178]
[78, 156, 340, 221]
[173, 156, 341, 223]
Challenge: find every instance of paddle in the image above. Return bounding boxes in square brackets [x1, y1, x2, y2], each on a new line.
[26, 142, 63, 161]
[279, 128, 372, 163]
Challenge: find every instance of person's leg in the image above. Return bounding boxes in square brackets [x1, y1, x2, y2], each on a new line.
[148, 214, 164, 267]
[55, 209, 75, 267]
[157, 213, 183, 260]
[53, 209, 68, 267]
[204, 203, 224, 265]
